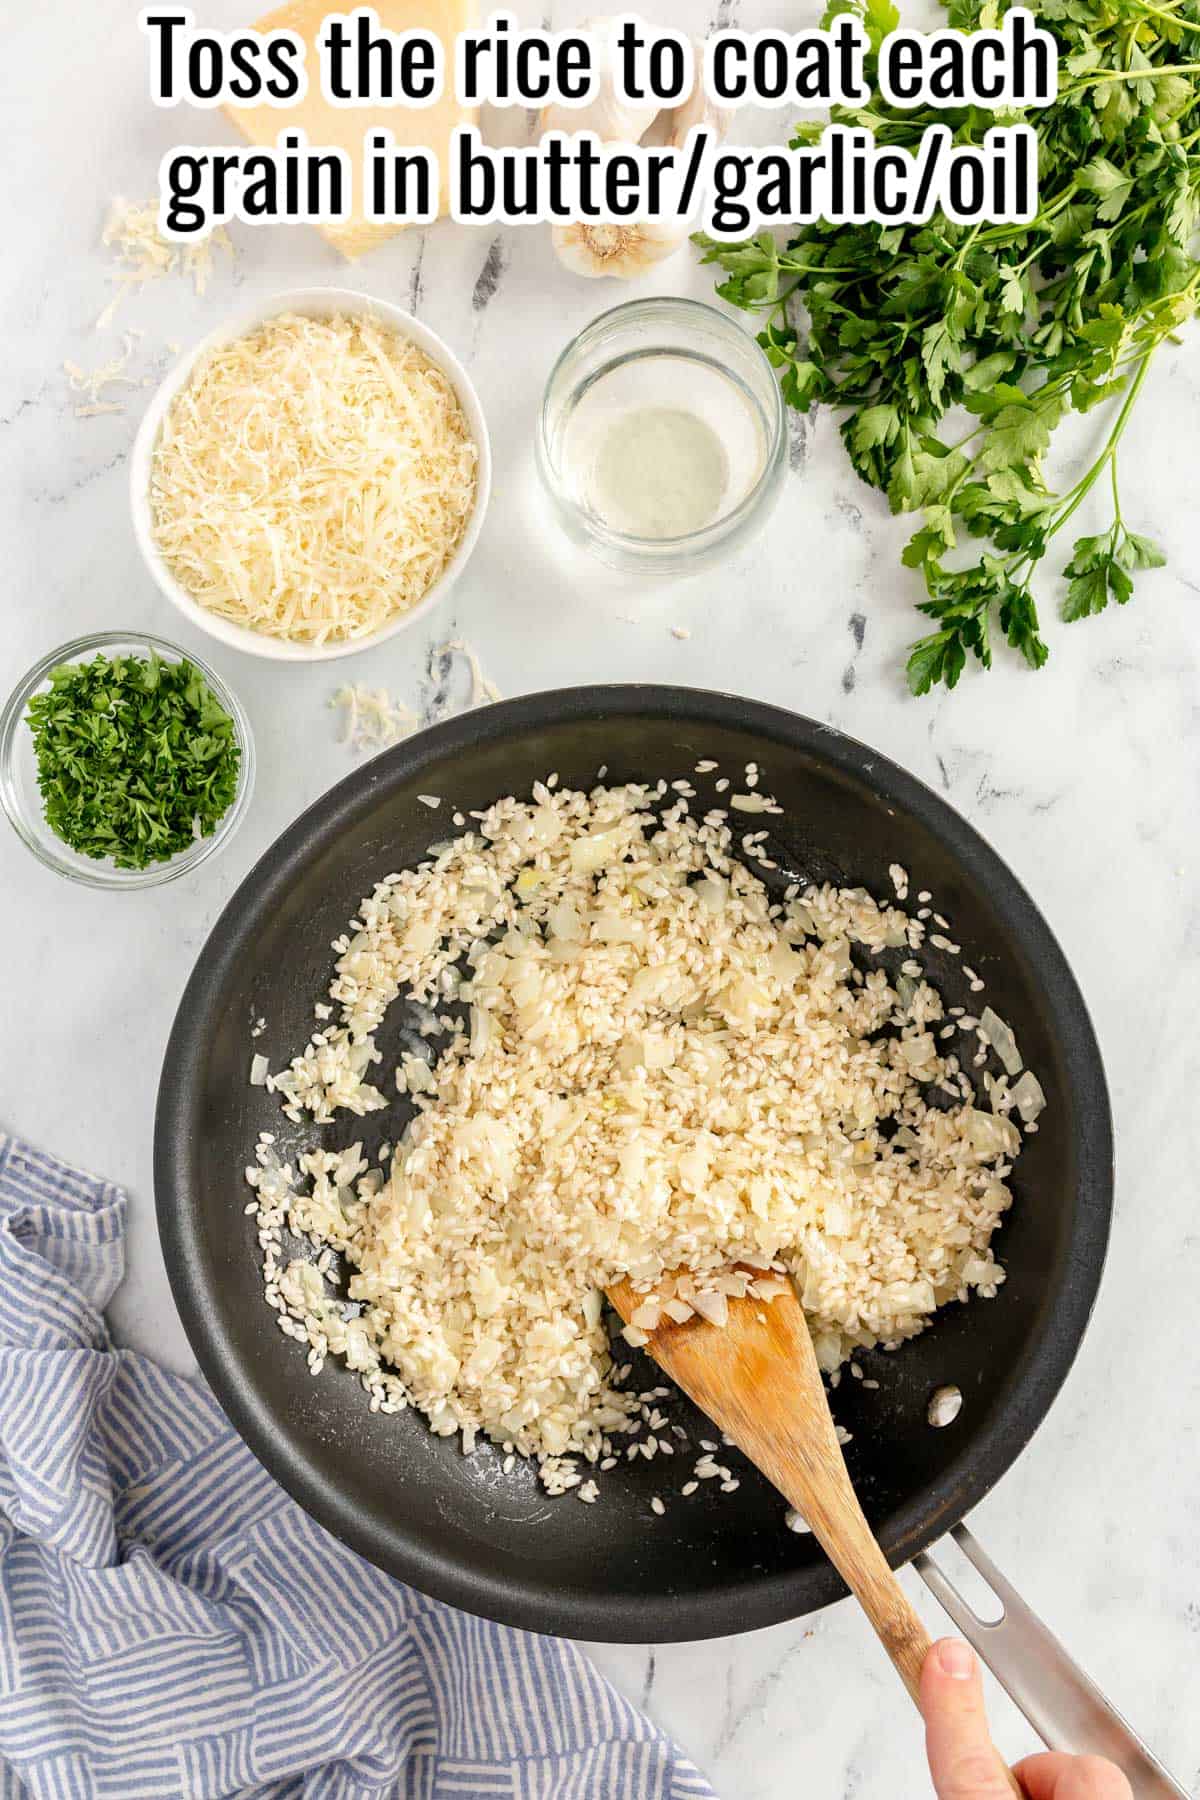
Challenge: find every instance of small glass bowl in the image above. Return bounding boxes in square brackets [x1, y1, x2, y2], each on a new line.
[0, 630, 255, 890]
[536, 297, 787, 576]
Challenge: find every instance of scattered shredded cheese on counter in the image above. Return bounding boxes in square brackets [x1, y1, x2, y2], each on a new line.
[438, 637, 502, 706]
[330, 641, 501, 759]
[97, 196, 233, 329]
[64, 331, 142, 415]
[331, 684, 419, 753]
[149, 313, 478, 646]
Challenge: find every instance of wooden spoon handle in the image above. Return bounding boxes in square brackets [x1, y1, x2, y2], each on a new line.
[771, 1455, 932, 1704]
[784, 1483, 1022, 1797]
[791, 1482, 1020, 1799]
[826, 1529, 930, 1702]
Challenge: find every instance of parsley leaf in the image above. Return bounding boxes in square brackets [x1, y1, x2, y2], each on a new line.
[1062, 521, 1166, 617]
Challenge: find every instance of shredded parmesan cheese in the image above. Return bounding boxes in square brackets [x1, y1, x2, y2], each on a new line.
[331, 641, 500, 758]
[149, 313, 478, 646]
[97, 197, 233, 329]
[331, 684, 419, 753]
[438, 637, 503, 706]
[64, 331, 143, 414]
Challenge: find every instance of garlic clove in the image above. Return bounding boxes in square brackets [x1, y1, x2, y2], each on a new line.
[540, 15, 661, 144]
[551, 219, 689, 279]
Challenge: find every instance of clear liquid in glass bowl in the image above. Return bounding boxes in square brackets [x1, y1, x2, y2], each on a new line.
[537, 299, 787, 575]
[563, 353, 769, 539]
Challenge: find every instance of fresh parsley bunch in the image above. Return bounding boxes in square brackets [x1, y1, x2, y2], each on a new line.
[698, 0, 1200, 693]
[26, 651, 241, 868]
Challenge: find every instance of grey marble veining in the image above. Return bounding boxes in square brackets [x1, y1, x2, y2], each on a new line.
[2, 3, 1199, 1794]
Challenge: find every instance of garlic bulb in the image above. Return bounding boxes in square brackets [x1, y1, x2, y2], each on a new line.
[551, 219, 689, 279]
[660, 50, 737, 148]
[543, 23, 734, 280]
[540, 16, 661, 143]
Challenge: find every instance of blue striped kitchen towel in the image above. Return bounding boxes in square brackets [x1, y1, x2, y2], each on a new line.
[0, 1133, 716, 1800]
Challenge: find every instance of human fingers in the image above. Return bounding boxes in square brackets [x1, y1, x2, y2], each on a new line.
[1012, 1751, 1133, 1800]
[920, 1638, 1018, 1798]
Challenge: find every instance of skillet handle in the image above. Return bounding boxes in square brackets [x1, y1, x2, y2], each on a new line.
[914, 1525, 1189, 1798]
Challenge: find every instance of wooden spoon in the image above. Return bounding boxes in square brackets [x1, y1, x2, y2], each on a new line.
[607, 1272, 1024, 1795]
[608, 1271, 934, 1704]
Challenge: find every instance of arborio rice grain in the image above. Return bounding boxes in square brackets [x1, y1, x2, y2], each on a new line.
[245, 775, 1030, 1495]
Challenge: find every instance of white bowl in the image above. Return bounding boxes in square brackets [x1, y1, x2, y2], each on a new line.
[129, 288, 492, 663]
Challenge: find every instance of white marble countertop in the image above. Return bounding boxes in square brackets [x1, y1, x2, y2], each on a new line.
[3, 2, 1200, 1794]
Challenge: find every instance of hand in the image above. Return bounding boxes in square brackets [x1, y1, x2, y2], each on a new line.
[920, 1638, 1133, 1799]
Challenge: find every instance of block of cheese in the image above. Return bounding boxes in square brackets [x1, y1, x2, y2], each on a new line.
[227, 0, 478, 259]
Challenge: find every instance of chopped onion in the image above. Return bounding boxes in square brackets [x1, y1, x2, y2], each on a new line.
[402, 1053, 435, 1094]
[629, 965, 671, 1004]
[694, 872, 728, 913]
[768, 941, 803, 985]
[641, 1032, 675, 1071]
[979, 1006, 1022, 1077]
[1011, 1069, 1046, 1123]
[547, 900, 582, 941]
[714, 1269, 750, 1296]
[901, 1032, 936, 1067]
[249, 1053, 269, 1086]
[571, 827, 625, 873]
[469, 1006, 494, 1057]
[965, 1108, 1021, 1159]
[785, 901, 816, 938]
[529, 807, 562, 847]
[691, 1289, 729, 1327]
[739, 1249, 774, 1270]
[593, 913, 643, 943]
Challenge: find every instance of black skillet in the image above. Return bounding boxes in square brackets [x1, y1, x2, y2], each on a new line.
[155, 688, 1182, 1787]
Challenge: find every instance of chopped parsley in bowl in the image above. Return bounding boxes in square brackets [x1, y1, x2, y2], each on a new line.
[1, 632, 254, 889]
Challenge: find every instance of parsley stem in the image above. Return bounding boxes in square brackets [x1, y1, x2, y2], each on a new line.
[777, 258, 861, 277]
[1065, 59, 1200, 94]
[1014, 349, 1155, 557]
[952, 224, 982, 269]
[1128, 0, 1200, 32]
[971, 184, 1079, 252]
